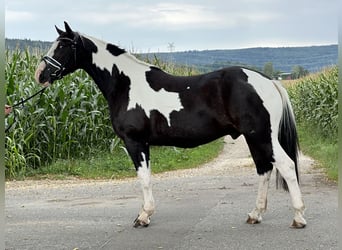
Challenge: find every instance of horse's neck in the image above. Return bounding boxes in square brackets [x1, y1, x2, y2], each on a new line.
[82, 36, 152, 98]
[85, 35, 151, 73]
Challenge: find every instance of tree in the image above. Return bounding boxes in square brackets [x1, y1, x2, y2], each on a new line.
[263, 62, 274, 78]
[291, 65, 309, 79]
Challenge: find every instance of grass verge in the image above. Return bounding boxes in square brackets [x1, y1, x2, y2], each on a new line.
[297, 123, 338, 181]
[23, 139, 224, 180]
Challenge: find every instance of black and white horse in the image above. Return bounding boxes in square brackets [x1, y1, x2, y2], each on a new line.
[35, 22, 306, 228]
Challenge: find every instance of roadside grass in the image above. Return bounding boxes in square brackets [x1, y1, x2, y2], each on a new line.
[297, 124, 338, 181]
[24, 139, 224, 180]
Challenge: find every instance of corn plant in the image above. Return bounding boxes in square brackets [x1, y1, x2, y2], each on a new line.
[287, 66, 338, 141]
[5, 49, 115, 178]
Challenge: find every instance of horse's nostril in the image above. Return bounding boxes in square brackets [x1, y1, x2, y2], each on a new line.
[39, 73, 44, 82]
[39, 71, 48, 84]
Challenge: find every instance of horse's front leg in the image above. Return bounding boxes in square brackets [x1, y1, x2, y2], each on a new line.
[134, 151, 155, 227]
[124, 139, 155, 227]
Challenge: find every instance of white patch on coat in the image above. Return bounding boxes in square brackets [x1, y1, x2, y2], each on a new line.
[46, 40, 59, 57]
[242, 68, 289, 165]
[87, 35, 183, 126]
[242, 69, 283, 134]
[35, 40, 59, 84]
[137, 153, 155, 215]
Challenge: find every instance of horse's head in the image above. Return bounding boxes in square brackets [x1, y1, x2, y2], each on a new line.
[35, 22, 81, 85]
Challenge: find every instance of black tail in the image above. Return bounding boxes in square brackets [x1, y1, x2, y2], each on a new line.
[273, 81, 300, 191]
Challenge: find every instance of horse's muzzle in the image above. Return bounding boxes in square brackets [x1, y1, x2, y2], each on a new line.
[35, 56, 64, 85]
[42, 56, 64, 80]
[42, 56, 65, 82]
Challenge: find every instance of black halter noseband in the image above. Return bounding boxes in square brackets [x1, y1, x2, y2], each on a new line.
[41, 55, 65, 80]
[42, 37, 78, 81]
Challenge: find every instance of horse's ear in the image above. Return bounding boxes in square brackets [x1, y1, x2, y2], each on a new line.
[55, 25, 64, 35]
[64, 21, 73, 34]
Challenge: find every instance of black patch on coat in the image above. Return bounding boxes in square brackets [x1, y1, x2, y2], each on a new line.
[145, 66, 199, 93]
[80, 35, 98, 53]
[106, 44, 126, 56]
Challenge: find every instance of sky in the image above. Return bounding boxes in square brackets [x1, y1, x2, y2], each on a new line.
[5, 0, 339, 52]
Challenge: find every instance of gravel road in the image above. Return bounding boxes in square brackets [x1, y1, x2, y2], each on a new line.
[5, 136, 337, 249]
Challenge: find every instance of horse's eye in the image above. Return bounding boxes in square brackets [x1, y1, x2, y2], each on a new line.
[58, 44, 64, 49]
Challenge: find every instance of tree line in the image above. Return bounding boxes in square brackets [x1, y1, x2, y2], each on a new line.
[5, 38, 52, 53]
[263, 62, 309, 80]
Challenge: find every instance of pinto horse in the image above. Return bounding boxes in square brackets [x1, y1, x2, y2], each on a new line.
[35, 22, 306, 228]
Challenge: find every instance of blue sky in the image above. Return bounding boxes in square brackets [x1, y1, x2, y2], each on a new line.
[5, 0, 338, 52]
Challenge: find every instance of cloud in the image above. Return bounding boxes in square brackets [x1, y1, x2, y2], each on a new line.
[74, 3, 220, 28]
[4, 0, 338, 50]
[148, 3, 221, 27]
[72, 2, 281, 32]
[5, 10, 35, 22]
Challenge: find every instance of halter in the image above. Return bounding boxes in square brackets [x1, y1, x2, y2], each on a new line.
[41, 55, 65, 80]
[42, 37, 78, 81]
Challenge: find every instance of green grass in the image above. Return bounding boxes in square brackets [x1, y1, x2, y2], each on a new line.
[23, 139, 224, 180]
[297, 123, 338, 181]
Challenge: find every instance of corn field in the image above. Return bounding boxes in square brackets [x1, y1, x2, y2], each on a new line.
[287, 66, 338, 141]
[6, 50, 116, 177]
[5, 50, 197, 178]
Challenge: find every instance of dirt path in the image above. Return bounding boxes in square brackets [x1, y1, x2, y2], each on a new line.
[5, 136, 318, 189]
[5, 136, 323, 189]
[5, 136, 338, 250]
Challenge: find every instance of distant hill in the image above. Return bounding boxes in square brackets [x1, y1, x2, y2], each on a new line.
[6, 38, 337, 73]
[141, 45, 338, 73]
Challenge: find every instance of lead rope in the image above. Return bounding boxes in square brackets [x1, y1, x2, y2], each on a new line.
[5, 86, 48, 133]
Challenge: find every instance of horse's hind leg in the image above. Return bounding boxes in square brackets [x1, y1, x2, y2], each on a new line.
[273, 141, 306, 228]
[247, 170, 272, 224]
[246, 138, 306, 227]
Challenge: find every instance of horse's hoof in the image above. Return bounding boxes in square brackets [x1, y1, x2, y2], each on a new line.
[133, 215, 150, 228]
[290, 219, 306, 229]
[246, 215, 261, 224]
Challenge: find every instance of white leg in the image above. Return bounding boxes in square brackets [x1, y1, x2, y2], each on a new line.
[273, 143, 306, 228]
[134, 153, 155, 227]
[247, 170, 272, 224]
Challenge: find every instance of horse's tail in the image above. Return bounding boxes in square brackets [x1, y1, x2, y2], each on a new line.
[273, 81, 299, 191]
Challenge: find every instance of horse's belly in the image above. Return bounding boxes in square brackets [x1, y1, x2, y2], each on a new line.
[149, 121, 238, 148]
